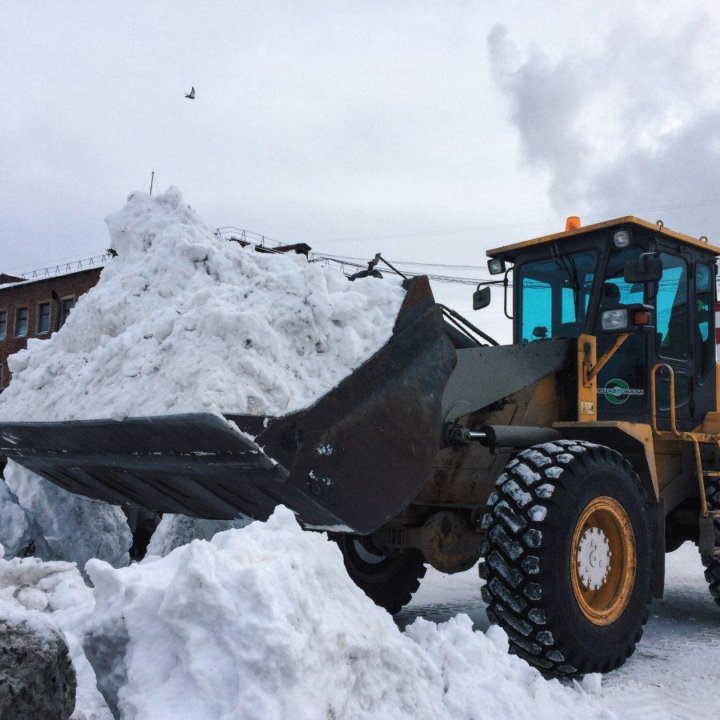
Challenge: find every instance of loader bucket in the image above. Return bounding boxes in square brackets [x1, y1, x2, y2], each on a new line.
[0, 277, 456, 535]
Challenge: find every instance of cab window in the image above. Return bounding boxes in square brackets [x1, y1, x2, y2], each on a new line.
[695, 262, 714, 381]
[656, 254, 689, 360]
[518, 249, 598, 342]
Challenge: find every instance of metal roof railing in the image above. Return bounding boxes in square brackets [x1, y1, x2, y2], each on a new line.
[18, 253, 110, 281]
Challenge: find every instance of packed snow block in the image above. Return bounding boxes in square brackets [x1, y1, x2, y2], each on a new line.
[0, 618, 77, 720]
[4, 461, 132, 569]
[0, 476, 54, 560]
[146, 514, 251, 557]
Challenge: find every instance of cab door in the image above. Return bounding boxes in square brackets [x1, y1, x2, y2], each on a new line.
[652, 250, 693, 427]
[651, 248, 715, 430]
[595, 244, 649, 420]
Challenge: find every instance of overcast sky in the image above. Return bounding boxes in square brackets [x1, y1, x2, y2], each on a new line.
[2, 1, 719, 335]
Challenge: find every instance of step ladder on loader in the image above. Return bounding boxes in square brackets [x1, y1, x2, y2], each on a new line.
[650, 363, 720, 560]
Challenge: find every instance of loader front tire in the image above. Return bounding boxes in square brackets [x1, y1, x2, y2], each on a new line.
[701, 476, 720, 608]
[479, 440, 652, 675]
[333, 533, 426, 615]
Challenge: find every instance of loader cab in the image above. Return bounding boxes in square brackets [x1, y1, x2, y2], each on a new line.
[488, 217, 720, 429]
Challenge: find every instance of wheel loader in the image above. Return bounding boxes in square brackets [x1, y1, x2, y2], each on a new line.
[2, 215, 720, 676]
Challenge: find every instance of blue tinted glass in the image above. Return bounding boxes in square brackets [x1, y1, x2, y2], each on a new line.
[695, 263, 714, 379]
[519, 250, 597, 342]
[656, 254, 688, 359]
[696, 264, 711, 343]
[521, 277, 552, 341]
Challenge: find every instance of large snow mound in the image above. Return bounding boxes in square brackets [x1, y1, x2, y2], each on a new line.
[0, 187, 405, 422]
[0, 186, 403, 568]
[82, 507, 609, 720]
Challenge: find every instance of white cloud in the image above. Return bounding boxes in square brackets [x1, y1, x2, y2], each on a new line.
[488, 10, 720, 240]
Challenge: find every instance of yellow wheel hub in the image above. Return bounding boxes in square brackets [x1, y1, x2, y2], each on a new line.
[570, 496, 636, 626]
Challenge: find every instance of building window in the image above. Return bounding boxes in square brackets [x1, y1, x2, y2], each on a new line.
[15, 307, 28, 337]
[0, 310, 6, 340]
[60, 297, 76, 327]
[37, 302, 51, 334]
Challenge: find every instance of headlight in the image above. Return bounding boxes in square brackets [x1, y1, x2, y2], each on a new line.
[613, 229, 631, 248]
[601, 308, 628, 331]
[488, 258, 506, 275]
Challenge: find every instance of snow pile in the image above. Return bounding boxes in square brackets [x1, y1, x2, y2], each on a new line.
[82, 507, 610, 720]
[0, 187, 404, 565]
[0, 544, 91, 623]
[0, 543, 112, 719]
[0, 512, 612, 720]
[0, 187, 405, 422]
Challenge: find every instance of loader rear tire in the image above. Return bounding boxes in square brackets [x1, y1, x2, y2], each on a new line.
[479, 440, 652, 675]
[333, 534, 426, 615]
[701, 477, 720, 608]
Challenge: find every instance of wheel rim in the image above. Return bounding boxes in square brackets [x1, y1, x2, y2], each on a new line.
[340, 535, 401, 583]
[570, 496, 636, 626]
[351, 538, 385, 565]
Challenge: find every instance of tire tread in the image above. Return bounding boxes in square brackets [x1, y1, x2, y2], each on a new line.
[479, 440, 651, 676]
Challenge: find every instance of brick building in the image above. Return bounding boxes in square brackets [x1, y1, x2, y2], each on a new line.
[0, 267, 102, 389]
[0, 238, 311, 391]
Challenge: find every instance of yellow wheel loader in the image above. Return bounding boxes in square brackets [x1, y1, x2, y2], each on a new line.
[2, 216, 719, 675]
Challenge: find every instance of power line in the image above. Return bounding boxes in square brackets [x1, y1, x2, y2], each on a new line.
[11, 220, 720, 292]
[316, 251, 489, 272]
[311, 256, 492, 286]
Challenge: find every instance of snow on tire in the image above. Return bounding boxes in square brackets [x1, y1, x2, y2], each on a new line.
[479, 439, 653, 676]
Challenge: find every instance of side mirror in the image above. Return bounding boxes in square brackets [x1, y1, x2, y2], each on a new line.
[601, 304, 654, 334]
[624, 254, 662, 283]
[473, 286, 491, 310]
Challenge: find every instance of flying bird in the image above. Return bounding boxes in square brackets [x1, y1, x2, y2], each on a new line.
[185, 86, 195, 99]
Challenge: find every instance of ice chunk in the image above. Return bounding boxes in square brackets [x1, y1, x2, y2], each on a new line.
[4, 462, 131, 569]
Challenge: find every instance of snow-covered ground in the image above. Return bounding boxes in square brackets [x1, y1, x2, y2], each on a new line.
[400, 541, 718, 720]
